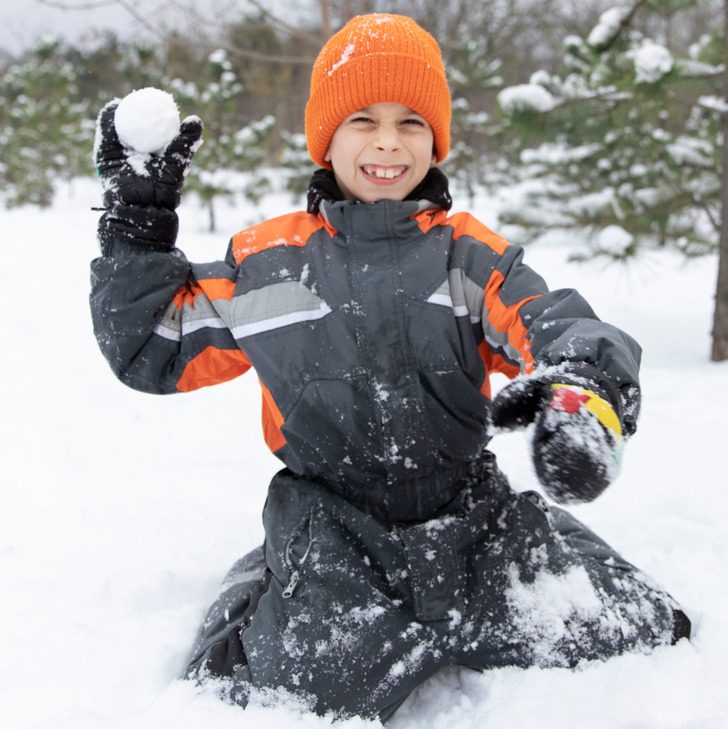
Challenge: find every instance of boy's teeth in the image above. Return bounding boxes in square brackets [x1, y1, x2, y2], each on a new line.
[364, 165, 404, 179]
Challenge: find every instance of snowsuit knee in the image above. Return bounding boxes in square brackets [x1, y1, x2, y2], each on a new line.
[184, 451, 686, 720]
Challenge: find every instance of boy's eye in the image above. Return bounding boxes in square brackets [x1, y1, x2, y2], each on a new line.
[349, 116, 374, 124]
[401, 118, 426, 127]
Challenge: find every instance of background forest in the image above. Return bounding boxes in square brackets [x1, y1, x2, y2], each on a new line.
[1, 0, 727, 355]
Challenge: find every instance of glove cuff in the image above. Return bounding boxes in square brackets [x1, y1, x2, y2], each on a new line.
[98, 204, 178, 255]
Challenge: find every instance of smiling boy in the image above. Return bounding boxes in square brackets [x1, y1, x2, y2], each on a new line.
[91, 12, 690, 723]
[325, 103, 436, 202]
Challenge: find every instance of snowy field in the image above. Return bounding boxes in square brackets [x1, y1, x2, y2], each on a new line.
[2, 177, 727, 729]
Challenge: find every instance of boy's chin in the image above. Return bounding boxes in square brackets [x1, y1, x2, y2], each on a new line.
[352, 184, 419, 204]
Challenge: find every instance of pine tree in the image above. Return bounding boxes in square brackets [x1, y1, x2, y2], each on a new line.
[496, 0, 722, 260]
[444, 37, 504, 200]
[170, 48, 277, 231]
[0, 36, 94, 207]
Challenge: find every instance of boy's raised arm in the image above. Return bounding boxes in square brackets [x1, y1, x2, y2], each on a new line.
[90, 100, 251, 394]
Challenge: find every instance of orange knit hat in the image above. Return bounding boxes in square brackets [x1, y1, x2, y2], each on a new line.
[305, 13, 451, 169]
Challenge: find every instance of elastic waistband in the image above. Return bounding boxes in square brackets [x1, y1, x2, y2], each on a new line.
[314, 451, 504, 524]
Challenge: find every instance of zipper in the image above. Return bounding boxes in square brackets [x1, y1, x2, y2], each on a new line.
[282, 511, 315, 599]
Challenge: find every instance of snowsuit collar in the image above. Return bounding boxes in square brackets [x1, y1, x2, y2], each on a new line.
[306, 167, 453, 215]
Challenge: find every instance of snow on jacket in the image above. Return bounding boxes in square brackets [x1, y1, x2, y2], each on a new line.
[90, 172, 641, 500]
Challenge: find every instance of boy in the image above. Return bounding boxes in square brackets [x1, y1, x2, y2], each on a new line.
[91, 13, 690, 723]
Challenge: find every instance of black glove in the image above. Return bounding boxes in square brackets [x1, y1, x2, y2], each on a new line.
[490, 364, 633, 504]
[94, 99, 203, 251]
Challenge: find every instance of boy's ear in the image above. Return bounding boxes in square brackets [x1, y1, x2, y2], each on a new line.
[324, 148, 331, 163]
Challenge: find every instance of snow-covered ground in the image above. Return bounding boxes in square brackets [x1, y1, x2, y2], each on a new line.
[2, 178, 727, 729]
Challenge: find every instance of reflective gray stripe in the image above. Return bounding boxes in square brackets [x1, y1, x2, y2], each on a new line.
[483, 323, 523, 369]
[153, 317, 228, 341]
[226, 280, 332, 339]
[153, 279, 332, 343]
[182, 318, 229, 335]
[153, 322, 182, 342]
[427, 273, 480, 323]
[230, 302, 331, 338]
[459, 272, 486, 323]
[433, 269, 524, 368]
[426, 291, 453, 308]
[154, 295, 229, 342]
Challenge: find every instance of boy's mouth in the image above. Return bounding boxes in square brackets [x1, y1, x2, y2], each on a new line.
[361, 164, 407, 182]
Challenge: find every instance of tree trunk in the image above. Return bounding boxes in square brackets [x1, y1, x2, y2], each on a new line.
[320, 0, 331, 38]
[208, 197, 216, 234]
[710, 0, 728, 361]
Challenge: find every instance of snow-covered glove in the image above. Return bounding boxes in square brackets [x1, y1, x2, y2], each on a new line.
[490, 365, 631, 504]
[94, 99, 203, 251]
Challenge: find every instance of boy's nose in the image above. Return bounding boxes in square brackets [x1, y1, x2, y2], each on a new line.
[374, 125, 401, 152]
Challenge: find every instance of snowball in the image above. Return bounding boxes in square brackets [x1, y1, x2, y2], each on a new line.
[633, 42, 673, 84]
[498, 84, 557, 115]
[114, 87, 180, 154]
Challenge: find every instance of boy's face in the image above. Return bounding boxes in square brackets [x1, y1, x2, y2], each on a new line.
[324, 102, 436, 204]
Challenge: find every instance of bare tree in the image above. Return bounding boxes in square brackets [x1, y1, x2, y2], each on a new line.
[711, 0, 728, 361]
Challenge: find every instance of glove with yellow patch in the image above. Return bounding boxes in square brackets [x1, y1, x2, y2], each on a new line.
[490, 365, 635, 504]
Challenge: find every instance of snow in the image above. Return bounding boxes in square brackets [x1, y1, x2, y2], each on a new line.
[594, 224, 634, 256]
[632, 42, 673, 84]
[328, 43, 356, 76]
[699, 95, 728, 114]
[587, 7, 628, 49]
[2, 177, 728, 728]
[497, 84, 558, 115]
[505, 563, 604, 664]
[115, 87, 181, 154]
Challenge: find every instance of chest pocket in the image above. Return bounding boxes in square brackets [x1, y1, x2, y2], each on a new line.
[406, 270, 484, 377]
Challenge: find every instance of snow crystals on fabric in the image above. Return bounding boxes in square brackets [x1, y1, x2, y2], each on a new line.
[328, 44, 356, 76]
[505, 563, 603, 665]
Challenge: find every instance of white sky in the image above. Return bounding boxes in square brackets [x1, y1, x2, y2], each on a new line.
[0, 0, 303, 56]
[0, 0, 155, 55]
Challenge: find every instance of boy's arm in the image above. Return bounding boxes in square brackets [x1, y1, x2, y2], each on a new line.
[90, 101, 251, 394]
[478, 242, 641, 428]
[465, 229, 640, 503]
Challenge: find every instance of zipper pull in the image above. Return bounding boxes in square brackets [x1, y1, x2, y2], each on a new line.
[282, 569, 300, 599]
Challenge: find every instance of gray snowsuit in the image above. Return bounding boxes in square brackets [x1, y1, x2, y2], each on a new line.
[90, 170, 689, 721]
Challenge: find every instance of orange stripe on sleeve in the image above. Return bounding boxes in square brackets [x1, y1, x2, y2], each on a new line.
[231, 212, 330, 265]
[198, 278, 236, 301]
[446, 212, 540, 374]
[477, 341, 520, 393]
[172, 278, 237, 310]
[484, 269, 540, 373]
[259, 380, 287, 453]
[176, 346, 251, 392]
[448, 212, 510, 255]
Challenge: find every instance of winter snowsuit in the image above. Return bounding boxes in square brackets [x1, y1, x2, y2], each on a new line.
[90, 170, 688, 721]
